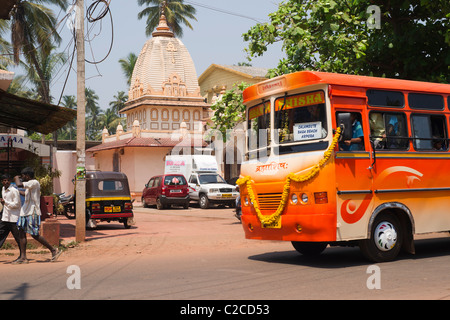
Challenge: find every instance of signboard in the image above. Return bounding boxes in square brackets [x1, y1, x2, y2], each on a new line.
[294, 121, 322, 141]
[275, 91, 325, 111]
[0, 134, 50, 157]
[194, 156, 218, 172]
[76, 167, 86, 181]
[165, 155, 219, 179]
[165, 159, 186, 174]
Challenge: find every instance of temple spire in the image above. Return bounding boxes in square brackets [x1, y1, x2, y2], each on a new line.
[152, 1, 174, 38]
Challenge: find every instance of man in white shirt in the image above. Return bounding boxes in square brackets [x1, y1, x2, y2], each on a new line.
[14, 167, 61, 264]
[0, 174, 22, 262]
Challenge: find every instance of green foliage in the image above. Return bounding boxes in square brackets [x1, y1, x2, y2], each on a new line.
[137, 0, 197, 37]
[24, 154, 61, 196]
[9, 0, 67, 103]
[27, 132, 52, 141]
[243, 0, 449, 83]
[210, 82, 249, 142]
[119, 53, 137, 86]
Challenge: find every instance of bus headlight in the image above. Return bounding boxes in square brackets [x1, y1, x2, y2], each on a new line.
[301, 193, 309, 204]
[291, 193, 298, 204]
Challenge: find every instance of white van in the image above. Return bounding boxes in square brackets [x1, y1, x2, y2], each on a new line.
[165, 155, 238, 209]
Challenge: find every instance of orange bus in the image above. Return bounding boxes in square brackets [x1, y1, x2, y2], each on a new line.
[238, 71, 450, 262]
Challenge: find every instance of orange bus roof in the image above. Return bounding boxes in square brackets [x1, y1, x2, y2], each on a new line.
[243, 71, 450, 103]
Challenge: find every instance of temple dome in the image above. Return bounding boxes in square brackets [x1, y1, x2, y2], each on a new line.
[128, 14, 201, 100]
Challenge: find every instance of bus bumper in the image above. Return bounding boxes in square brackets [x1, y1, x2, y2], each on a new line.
[241, 213, 336, 242]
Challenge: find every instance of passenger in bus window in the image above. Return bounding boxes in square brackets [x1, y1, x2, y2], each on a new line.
[369, 113, 386, 149]
[433, 139, 445, 151]
[342, 113, 364, 151]
[306, 105, 328, 137]
[387, 115, 399, 135]
[307, 105, 321, 121]
[386, 114, 403, 148]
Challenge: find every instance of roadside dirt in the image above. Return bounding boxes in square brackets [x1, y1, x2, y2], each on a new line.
[0, 205, 255, 263]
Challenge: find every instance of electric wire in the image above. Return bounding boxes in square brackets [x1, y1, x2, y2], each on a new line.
[184, 0, 268, 23]
[57, 29, 76, 106]
[55, 0, 114, 104]
[84, 0, 114, 65]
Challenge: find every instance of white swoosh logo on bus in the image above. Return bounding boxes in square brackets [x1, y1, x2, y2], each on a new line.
[378, 166, 423, 187]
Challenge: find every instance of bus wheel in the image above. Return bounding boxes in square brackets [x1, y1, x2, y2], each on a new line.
[359, 213, 402, 262]
[292, 241, 327, 256]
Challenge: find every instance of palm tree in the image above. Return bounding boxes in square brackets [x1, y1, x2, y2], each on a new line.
[23, 45, 66, 103]
[9, 0, 67, 103]
[6, 75, 33, 98]
[137, 0, 197, 38]
[85, 87, 100, 119]
[62, 94, 77, 109]
[58, 95, 77, 140]
[119, 53, 137, 86]
[0, 20, 13, 69]
[109, 91, 128, 115]
[85, 88, 103, 140]
[100, 107, 123, 135]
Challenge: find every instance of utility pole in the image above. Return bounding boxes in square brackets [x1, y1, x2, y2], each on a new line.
[75, 0, 86, 242]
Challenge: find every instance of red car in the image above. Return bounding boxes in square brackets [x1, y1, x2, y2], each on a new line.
[141, 174, 190, 209]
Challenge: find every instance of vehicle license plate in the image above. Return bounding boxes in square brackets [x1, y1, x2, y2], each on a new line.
[171, 190, 182, 193]
[104, 206, 121, 212]
[222, 194, 232, 198]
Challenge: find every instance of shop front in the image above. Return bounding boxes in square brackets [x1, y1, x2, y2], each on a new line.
[0, 134, 50, 174]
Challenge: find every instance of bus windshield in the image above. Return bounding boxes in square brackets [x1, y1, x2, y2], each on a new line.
[247, 101, 270, 152]
[275, 90, 327, 144]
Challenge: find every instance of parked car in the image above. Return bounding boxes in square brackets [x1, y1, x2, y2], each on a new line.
[188, 172, 239, 209]
[142, 174, 190, 209]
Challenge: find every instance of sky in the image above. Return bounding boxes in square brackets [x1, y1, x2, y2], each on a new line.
[15, 0, 285, 109]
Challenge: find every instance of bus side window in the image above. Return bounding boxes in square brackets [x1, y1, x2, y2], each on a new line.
[385, 113, 408, 149]
[337, 112, 365, 151]
[369, 112, 408, 150]
[411, 114, 448, 151]
[369, 112, 385, 149]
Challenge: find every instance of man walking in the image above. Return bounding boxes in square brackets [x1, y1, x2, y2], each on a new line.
[14, 167, 61, 264]
[0, 174, 22, 263]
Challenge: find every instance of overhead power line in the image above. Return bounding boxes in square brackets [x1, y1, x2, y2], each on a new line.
[184, 1, 268, 23]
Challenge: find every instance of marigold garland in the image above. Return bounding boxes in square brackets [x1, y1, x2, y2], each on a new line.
[237, 127, 341, 227]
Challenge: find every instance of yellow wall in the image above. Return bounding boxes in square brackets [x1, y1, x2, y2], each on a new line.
[199, 65, 267, 103]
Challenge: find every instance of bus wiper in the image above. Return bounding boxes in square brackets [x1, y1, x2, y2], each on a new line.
[262, 99, 268, 122]
[275, 93, 287, 126]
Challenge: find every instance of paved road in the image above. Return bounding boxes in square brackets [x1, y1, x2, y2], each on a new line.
[1, 205, 450, 302]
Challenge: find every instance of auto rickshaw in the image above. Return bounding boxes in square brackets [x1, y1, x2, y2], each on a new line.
[84, 171, 135, 229]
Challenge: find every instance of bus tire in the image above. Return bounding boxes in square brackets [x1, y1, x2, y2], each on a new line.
[291, 241, 327, 256]
[359, 212, 403, 262]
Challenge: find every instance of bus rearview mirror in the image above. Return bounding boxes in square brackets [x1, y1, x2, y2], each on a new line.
[337, 113, 352, 141]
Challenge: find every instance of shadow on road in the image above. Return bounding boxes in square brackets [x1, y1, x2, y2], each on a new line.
[1, 283, 29, 300]
[59, 219, 139, 242]
[248, 237, 450, 268]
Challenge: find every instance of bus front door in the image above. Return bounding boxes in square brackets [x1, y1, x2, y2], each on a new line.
[335, 111, 374, 240]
